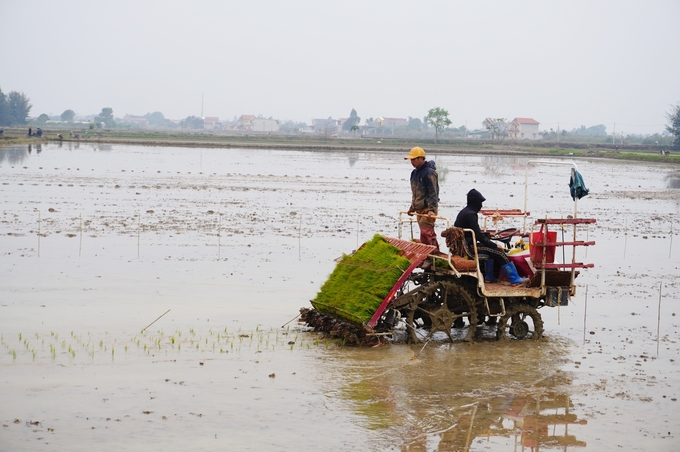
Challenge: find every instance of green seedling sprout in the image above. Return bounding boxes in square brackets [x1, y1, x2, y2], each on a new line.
[18, 333, 22, 341]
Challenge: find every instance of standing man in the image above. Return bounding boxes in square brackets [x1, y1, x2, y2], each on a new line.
[405, 146, 442, 253]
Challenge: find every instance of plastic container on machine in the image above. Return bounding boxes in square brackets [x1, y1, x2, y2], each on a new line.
[529, 227, 557, 265]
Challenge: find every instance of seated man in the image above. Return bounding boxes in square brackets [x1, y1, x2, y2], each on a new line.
[454, 188, 527, 285]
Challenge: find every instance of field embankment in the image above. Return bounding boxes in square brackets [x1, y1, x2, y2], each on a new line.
[1, 126, 678, 164]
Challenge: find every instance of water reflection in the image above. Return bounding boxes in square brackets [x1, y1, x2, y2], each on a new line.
[318, 339, 587, 451]
[0, 146, 28, 165]
[666, 171, 680, 189]
[402, 391, 586, 451]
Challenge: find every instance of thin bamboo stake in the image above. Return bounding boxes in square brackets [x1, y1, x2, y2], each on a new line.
[298, 215, 302, 261]
[583, 285, 588, 345]
[137, 212, 141, 259]
[218, 213, 222, 260]
[79, 213, 83, 257]
[656, 281, 663, 356]
[37, 210, 41, 258]
[141, 309, 171, 333]
[356, 214, 360, 250]
[413, 335, 433, 360]
[669, 221, 673, 259]
[281, 313, 301, 329]
[623, 219, 628, 258]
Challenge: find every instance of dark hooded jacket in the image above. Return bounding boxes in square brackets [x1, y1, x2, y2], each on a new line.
[454, 188, 495, 248]
[409, 160, 439, 212]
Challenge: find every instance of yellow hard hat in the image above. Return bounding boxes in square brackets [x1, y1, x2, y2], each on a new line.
[404, 146, 426, 160]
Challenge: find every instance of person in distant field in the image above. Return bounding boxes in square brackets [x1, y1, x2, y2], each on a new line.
[454, 188, 527, 285]
[28, 127, 32, 137]
[404, 146, 442, 253]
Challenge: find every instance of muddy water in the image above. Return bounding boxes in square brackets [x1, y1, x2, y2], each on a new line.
[1, 143, 679, 451]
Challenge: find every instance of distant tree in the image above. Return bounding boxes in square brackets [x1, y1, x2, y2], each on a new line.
[572, 124, 606, 136]
[96, 107, 115, 127]
[37, 113, 50, 125]
[144, 111, 171, 127]
[342, 108, 361, 132]
[181, 115, 204, 129]
[350, 125, 360, 136]
[61, 109, 75, 121]
[666, 103, 680, 149]
[7, 91, 32, 124]
[279, 120, 307, 134]
[426, 107, 451, 143]
[407, 116, 423, 131]
[0, 88, 10, 125]
[482, 118, 509, 142]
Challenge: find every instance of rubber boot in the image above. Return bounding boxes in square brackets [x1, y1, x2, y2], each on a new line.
[501, 261, 528, 286]
[484, 259, 497, 283]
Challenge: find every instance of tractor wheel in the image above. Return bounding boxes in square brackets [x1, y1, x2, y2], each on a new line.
[496, 304, 544, 340]
[405, 280, 478, 343]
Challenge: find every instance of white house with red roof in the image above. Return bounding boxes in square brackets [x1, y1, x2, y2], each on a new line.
[509, 118, 540, 140]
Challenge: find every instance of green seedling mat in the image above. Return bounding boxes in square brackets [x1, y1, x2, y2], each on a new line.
[311, 234, 411, 325]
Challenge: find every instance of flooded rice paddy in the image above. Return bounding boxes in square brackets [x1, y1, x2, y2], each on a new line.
[1, 143, 679, 451]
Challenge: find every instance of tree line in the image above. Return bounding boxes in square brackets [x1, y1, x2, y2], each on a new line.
[3, 85, 679, 149]
[0, 87, 32, 126]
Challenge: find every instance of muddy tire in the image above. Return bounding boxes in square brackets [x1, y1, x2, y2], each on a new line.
[404, 279, 478, 343]
[496, 304, 544, 340]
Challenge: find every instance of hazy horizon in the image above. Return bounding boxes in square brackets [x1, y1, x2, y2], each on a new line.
[2, 0, 679, 134]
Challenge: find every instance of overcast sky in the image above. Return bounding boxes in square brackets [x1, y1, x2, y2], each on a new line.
[2, 0, 679, 134]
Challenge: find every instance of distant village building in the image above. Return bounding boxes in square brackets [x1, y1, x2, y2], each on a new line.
[120, 115, 149, 128]
[253, 118, 279, 132]
[238, 115, 256, 130]
[376, 117, 407, 128]
[312, 118, 342, 135]
[203, 116, 220, 130]
[509, 118, 540, 140]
